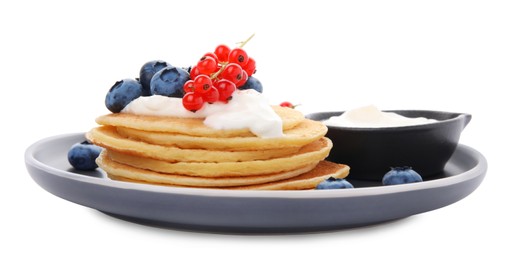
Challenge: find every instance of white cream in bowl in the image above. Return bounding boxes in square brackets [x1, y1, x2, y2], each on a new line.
[324, 105, 437, 128]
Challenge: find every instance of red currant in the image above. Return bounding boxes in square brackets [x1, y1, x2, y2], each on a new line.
[189, 66, 201, 80]
[228, 48, 249, 67]
[201, 52, 219, 63]
[193, 75, 212, 94]
[183, 80, 194, 93]
[243, 57, 256, 76]
[202, 86, 219, 104]
[280, 101, 296, 108]
[182, 92, 204, 112]
[236, 70, 248, 88]
[221, 63, 243, 84]
[197, 56, 218, 75]
[214, 79, 236, 102]
[214, 44, 231, 62]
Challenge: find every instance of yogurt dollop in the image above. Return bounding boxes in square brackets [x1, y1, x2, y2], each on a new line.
[121, 90, 283, 138]
[324, 105, 437, 128]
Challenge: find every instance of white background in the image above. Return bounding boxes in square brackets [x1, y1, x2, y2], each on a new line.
[2, 0, 515, 259]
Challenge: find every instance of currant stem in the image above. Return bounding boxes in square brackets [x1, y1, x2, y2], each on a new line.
[238, 33, 255, 48]
[210, 62, 227, 80]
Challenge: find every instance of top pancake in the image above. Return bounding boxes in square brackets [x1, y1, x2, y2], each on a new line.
[95, 106, 304, 138]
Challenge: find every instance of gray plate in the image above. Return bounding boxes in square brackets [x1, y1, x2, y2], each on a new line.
[25, 133, 487, 233]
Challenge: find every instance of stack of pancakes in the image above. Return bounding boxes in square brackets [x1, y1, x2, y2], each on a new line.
[87, 106, 349, 190]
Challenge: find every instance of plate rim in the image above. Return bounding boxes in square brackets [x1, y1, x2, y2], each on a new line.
[25, 133, 488, 199]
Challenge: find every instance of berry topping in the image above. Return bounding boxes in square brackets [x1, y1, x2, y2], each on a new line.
[68, 141, 103, 171]
[239, 76, 263, 93]
[150, 66, 189, 97]
[182, 92, 204, 112]
[189, 66, 201, 80]
[139, 60, 170, 96]
[235, 70, 248, 88]
[193, 74, 213, 94]
[183, 80, 195, 93]
[202, 52, 219, 63]
[316, 177, 354, 190]
[202, 86, 220, 103]
[279, 101, 300, 109]
[177, 34, 258, 110]
[228, 47, 249, 67]
[280, 101, 294, 108]
[103, 35, 262, 113]
[382, 166, 423, 185]
[243, 57, 256, 76]
[214, 44, 231, 62]
[197, 56, 218, 75]
[214, 79, 236, 102]
[105, 78, 143, 113]
[221, 63, 244, 84]
[182, 66, 192, 73]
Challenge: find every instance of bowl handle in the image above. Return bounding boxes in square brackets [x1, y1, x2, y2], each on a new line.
[461, 113, 472, 130]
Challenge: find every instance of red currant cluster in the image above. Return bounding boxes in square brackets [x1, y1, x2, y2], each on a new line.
[182, 43, 257, 112]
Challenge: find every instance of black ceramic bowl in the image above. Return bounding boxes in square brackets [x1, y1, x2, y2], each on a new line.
[305, 110, 472, 181]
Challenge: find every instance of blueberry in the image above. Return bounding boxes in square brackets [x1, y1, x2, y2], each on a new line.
[382, 166, 423, 185]
[105, 78, 143, 113]
[139, 60, 171, 96]
[239, 76, 263, 93]
[67, 141, 103, 171]
[316, 177, 354, 190]
[182, 66, 192, 73]
[150, 66, 189, 97]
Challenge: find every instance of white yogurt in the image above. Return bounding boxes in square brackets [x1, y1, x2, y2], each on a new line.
[324, 105, 437, 128]
[121, 90, 283, 138]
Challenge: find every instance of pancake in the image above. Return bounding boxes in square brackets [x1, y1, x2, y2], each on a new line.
[98, 151, 319, 187]
[95, 106, 304, 138]
[104, 160, 350, 190]
[229, 160, 350, 190]
[89, 99, 348, 190]
[105, 137, 332, 177]
[87, 126, 301, 162]
[115, 119, 328, 150]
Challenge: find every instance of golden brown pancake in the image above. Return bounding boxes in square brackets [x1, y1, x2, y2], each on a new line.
[104, 138, 332, 177]
[97, 151, 320, 187]
[87, 126, 301, 162]
[95, 106, 304, 138]
[229, 160, 350, 190]
[115, 118, 327, 150]
[88, 103, 348, 190]
[104, 160, 350, 190]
